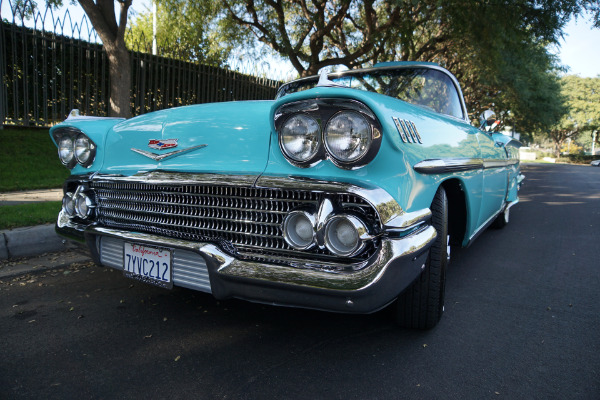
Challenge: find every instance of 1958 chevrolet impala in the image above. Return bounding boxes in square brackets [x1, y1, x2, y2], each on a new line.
[50, 62, 523, 329]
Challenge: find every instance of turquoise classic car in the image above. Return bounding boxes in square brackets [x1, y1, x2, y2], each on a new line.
[50, 62, 523, 329]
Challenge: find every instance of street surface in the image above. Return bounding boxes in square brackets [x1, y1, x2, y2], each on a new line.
[1, 163, 599, 399]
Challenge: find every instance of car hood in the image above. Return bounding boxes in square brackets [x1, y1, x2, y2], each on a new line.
[100, 101, 275, 176]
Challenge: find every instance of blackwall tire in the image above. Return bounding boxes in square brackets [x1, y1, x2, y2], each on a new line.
[395, 186, 449, 330]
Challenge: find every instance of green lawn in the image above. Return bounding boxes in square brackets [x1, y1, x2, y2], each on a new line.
[0, 201, 61, 230]
[0, 128, 69, 192]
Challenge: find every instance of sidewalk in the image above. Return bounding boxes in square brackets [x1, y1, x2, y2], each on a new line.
[0, 188, 67, 260]
[0, 188, 63, 206]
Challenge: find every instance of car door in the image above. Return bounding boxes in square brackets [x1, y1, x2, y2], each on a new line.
[476, 131, 508, 227]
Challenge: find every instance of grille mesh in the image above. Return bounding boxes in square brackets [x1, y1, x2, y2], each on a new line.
[91, 180, 378, 264]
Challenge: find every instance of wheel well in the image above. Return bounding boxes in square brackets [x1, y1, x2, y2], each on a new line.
[441, 179, 467, 247]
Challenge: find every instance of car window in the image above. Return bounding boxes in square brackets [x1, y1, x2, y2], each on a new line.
[277, 67, 464, 119]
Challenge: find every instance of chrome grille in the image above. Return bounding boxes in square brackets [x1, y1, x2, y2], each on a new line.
[91, 180, 378, 264]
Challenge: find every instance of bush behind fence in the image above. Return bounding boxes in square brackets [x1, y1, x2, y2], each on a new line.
[0, 3, 282, 127]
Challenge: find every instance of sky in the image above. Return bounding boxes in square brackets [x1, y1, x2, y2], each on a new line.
[552, 13, 600, 77]
[1, 1, 599, 78]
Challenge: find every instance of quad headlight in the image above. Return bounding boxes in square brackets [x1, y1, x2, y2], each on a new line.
[62, 192, 76, 216]
[52, 128, 96, 169]
[324, 111, 371, 163]
[275, 99, 381, 169]
[58, 137, 75, 167]
[74, 134, 94, 165]
[280, 114, 321, 163]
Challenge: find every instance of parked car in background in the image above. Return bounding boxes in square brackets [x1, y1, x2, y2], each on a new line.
[591, 160, 600, 166]
[50, 62, 523, 329]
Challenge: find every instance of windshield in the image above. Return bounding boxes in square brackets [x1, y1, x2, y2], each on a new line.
[277, 67, 464, 119]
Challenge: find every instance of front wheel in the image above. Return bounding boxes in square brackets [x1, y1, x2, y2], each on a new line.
[394, 186, 449, 330]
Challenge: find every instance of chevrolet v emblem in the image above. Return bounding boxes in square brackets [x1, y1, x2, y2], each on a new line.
[131, 144, 208, 161]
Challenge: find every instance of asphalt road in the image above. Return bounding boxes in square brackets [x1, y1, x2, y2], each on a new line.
[1, 163, 599, 400]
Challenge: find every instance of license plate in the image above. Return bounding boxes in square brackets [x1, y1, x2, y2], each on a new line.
[123, 242, 173, 289]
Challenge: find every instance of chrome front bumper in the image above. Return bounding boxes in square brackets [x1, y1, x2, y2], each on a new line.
[58, 218, 436, 313]
[56, 172, 437, 313]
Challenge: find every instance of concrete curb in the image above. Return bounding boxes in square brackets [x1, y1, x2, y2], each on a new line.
[0, 224, 66, 260]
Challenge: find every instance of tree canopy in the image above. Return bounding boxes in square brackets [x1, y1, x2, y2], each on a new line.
[544, 75, 600, 155]
[18, 0, 600, 125]
[129, 0, 597, 132]
[126, 0, 233, 65]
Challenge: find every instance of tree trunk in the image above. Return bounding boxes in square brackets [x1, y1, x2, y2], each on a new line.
[106, 44, 132, 118]
[78, 0, 132, 119]
[554, 140, 562, 158]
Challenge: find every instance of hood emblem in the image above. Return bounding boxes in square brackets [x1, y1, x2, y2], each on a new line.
[131, 144, 208, 162]
[148, 139, 178, 150]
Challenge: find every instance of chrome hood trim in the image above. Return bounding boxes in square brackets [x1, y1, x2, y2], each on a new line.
[130, 144, 207, 162]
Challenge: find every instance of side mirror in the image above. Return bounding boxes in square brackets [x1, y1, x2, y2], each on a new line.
[479, 109, 501, 132]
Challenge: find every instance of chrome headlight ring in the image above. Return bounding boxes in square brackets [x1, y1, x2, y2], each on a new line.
[52, 128, 97, 169]
[282, 210, 317, 250]
[274, 99, 382, 169]
[324, 214, 371, 257]
[282, 200, 374, 258]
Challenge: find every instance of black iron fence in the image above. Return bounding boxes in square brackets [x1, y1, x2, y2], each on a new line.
[0, 2, 281, 127]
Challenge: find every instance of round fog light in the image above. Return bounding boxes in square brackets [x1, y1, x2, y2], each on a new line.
[75, 192, 94, 219]
[283, 211, 315, 250]
[62, 192, 76, 216]
[324, 215, 368, 257]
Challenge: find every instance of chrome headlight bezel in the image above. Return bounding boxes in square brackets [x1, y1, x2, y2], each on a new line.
[52, 127, 96, 169]
[274, 99, 382, 170]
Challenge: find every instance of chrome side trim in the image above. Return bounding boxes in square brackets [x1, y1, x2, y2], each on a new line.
[383, 208, 432, 232]
[130, 144, 207, 162]
[414, 158, 515, 174]
[468, 208, 501, 243]
[414, 158, 484, 174]
[505, 198, 519, 210]
[483, 159, 509, 169]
